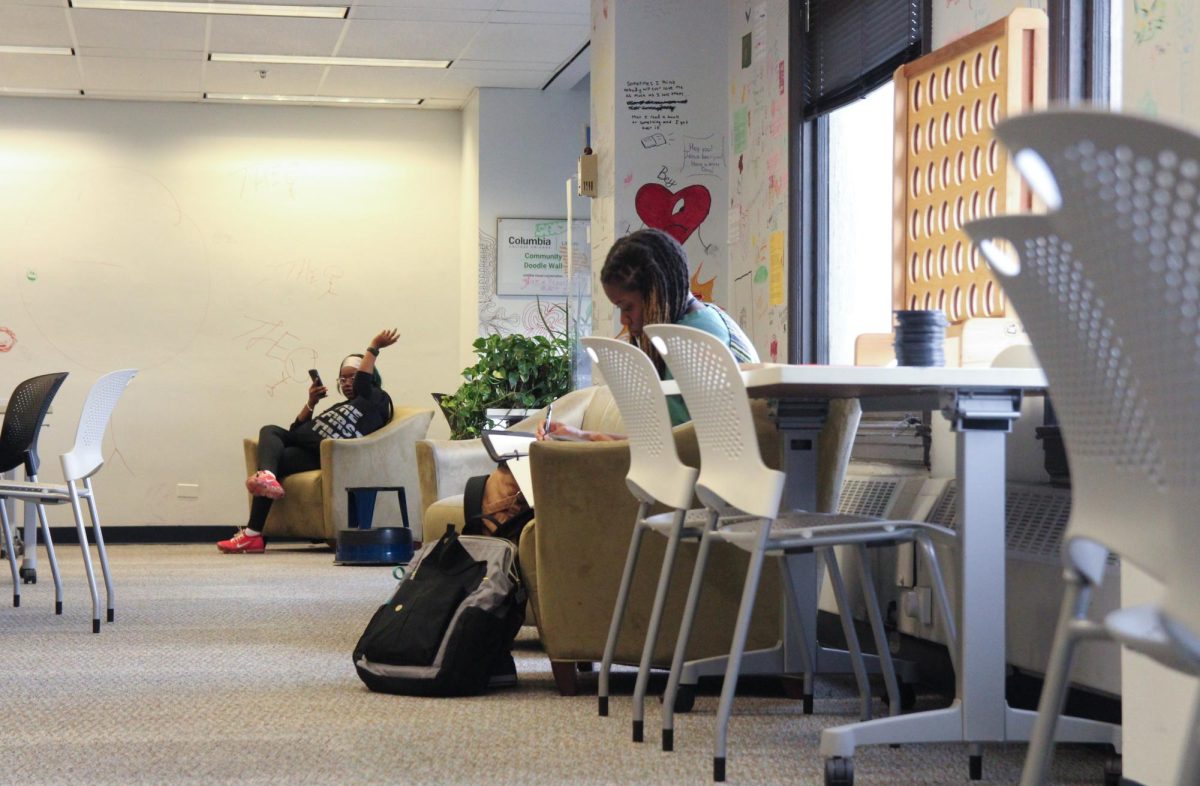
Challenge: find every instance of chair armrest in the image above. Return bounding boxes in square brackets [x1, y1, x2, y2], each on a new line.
[416, 438, 497, 522]
[321, 407, 434, 535]
[244, 438, 258, 477]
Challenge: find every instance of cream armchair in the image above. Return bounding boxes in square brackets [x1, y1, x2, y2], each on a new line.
[243, 406, 434, 543]
[416, 385, 622, 543]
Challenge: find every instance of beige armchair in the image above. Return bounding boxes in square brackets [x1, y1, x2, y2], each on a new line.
[416, 385, 622, 543]
[243, 406, 434, 543]
[524, 402, 786, 695]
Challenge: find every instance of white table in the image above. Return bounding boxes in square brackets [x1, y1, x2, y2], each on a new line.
[710, 364, 1117, 782]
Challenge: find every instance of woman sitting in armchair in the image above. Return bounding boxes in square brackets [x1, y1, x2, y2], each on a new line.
[218, 328, 398, 554]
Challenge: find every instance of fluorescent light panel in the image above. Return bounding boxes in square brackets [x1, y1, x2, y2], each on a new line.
[0, 87, 85, 97]
[209, 53, 451, 69]
[205, 92, 422, 106]
[68, 1, 348, 19]
[0, 46, 75, 56]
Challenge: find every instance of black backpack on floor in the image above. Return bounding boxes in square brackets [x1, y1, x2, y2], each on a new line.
[352, 526, 525, 697]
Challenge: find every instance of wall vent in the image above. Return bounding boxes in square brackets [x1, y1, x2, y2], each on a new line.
[924, 480, 1117, 567]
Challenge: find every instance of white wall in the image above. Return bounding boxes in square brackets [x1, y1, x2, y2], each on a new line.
[0, 97, 463, 527]
[727, 0, 790, 362]
[591, 0, 729, 338]
[473, 87, 591, 338]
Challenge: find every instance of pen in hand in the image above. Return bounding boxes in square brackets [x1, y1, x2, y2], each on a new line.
[543, 403, 553, 439]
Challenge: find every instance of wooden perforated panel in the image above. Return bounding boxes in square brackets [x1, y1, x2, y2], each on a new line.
[892, 9, 1047, 324]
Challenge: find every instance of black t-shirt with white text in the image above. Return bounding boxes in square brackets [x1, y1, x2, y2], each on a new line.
[293, 370, 391, 441]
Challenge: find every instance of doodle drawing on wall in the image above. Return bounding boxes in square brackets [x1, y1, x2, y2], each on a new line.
[634, 183, 711, 245]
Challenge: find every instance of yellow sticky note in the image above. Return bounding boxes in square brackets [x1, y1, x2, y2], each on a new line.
[769, 231, 785, 305]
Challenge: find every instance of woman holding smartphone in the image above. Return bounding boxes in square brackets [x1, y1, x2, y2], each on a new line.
[217, 328, 398, 554]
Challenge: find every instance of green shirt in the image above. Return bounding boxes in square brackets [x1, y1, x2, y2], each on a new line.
[664, 303, 759, 426]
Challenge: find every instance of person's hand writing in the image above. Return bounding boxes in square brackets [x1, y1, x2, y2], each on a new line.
[371, 328, 400, 351]
[536, 421, 587, 441]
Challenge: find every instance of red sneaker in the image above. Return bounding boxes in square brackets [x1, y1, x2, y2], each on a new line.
[246, 470, 285, 500]
[217, 529, 265, 554]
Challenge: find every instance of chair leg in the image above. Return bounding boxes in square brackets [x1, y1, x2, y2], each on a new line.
[83, 481, 115, 623]
[916, 533, 959, 674]
[600, 501, 653, 713]
[775, 553, 815, 711]
[661, 509, 720, 752]
[1175, 692, 1200, 786]
[32, 499, 63, 614]
[0, 500, 20, 607]
[550, 661, 580, 696]
[855, 544, 901, 715]
[1019, 569, 1093, 786]
[632, 507, 689, 742]
[599, 501, 650, 716]
[824, 547, 873, 721]
[67, 487, 101, 633]
[713, 520, 772, 782]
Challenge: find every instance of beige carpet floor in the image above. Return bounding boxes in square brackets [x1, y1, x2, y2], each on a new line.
[0, 543, 1112, 785]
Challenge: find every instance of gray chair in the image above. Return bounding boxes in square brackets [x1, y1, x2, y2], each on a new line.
[969, 109, 1200, 786]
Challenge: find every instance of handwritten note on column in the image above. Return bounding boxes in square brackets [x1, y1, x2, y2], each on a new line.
[769, 231, 785, 305]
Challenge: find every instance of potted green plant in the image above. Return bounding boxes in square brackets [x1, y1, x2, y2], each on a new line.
[440, 330, 571, 440]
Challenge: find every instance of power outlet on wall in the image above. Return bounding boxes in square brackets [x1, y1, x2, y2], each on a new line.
[176, 483, 200, 499]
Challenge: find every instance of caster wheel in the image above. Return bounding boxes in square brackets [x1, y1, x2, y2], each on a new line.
[673, 683, 696, 713]
[881, 680, 917, 711]
[19, 566, 36, 585]
[1103, 755, 1122, 786]
[824, 757, 853, 786]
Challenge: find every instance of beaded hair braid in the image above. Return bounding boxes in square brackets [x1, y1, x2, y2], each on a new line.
[599, 229, 692, 375]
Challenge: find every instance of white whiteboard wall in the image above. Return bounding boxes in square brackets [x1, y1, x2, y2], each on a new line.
[0, 97, 464, 527]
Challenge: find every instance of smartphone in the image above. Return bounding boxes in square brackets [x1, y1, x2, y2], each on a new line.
[307, 369, 323, 387]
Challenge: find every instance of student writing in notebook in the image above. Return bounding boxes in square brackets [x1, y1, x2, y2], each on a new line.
[536, 227, 758, 442]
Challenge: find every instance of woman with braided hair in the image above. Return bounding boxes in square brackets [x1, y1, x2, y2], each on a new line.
[537, 228, 758, 442]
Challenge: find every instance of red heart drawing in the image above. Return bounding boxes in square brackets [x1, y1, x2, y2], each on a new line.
[635, 183, 712, 245]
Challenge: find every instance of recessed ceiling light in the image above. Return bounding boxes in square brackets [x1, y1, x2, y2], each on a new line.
[0, 87, 85, 97]
[209, 53, 451, 69]
[204, 92, 423, 107]
[0, 46, 75, 56]
[68, 1, 348, 19]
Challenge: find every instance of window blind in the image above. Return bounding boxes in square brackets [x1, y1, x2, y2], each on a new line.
[799, 0, 928, 119]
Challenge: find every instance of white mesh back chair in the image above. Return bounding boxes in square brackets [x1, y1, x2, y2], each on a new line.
[0, 369, 137, 633]
[644, 324, 958, 783]
[0, 372, 69, 613]
[582, 336, 704, 742]
[970, 110, 1200, 786]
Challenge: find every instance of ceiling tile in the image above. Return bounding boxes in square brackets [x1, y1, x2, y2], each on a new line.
[203, 60, 325, 95]
[208, 16, 345, 56]
[452, 57, 561, 72]
[491, 10, 589, 25]
[80, 55, 204, 93]
[458, 21, 586, 64]
[440, 66, 546, 89]
[347, 6, 490, 23]
[336, 19, 481, 60]
[317, 65, 453, 98]
[498, 0, 588, 12]
[0, 6, 72, 47]
[0, 53, 82, 91]
[70, 9, 207, 53]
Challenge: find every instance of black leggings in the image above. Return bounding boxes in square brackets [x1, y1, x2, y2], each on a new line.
[247, 424, 323, 531]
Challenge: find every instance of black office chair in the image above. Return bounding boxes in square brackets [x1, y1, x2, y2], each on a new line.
[0, 372, 69, 612]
